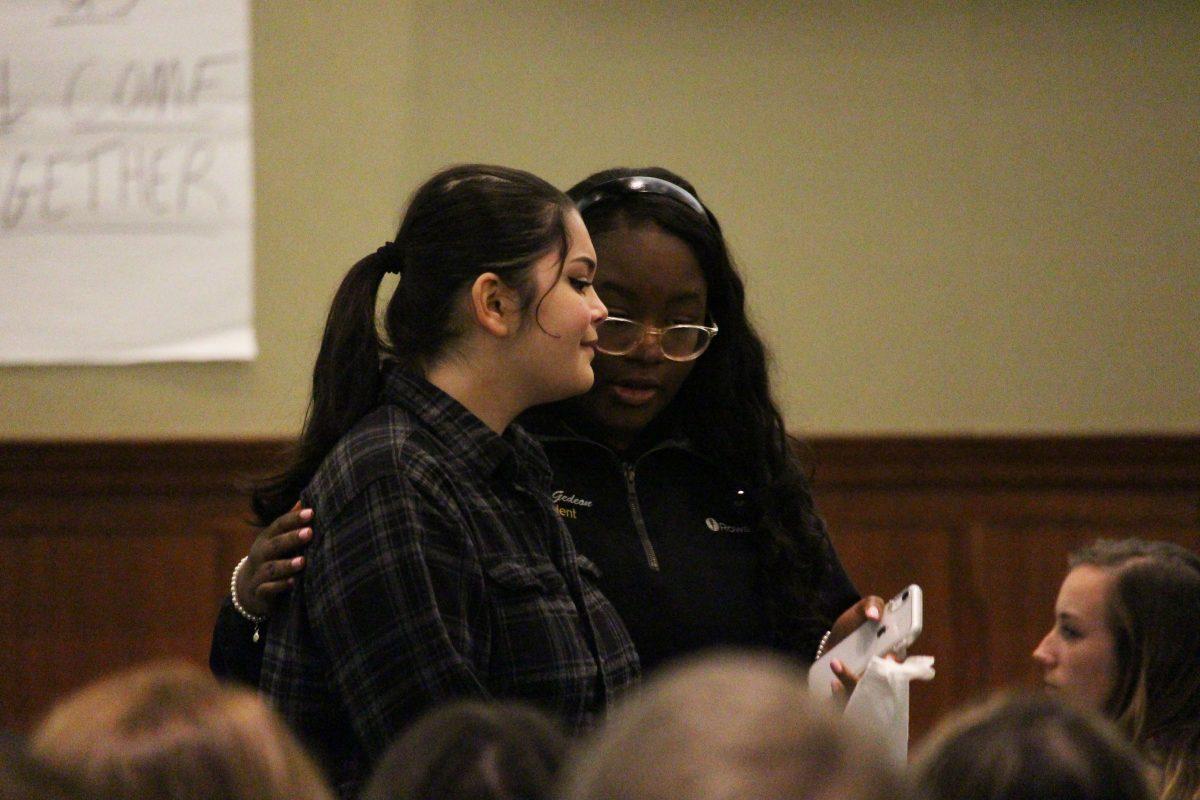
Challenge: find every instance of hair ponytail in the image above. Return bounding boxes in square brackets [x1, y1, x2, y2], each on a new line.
[251, 253, 389, 524]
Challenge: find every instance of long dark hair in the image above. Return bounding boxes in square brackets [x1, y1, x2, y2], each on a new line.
[1069, 538, 1200, 800]
[566, 167, 832, 654]
[253, 164, 573, 525]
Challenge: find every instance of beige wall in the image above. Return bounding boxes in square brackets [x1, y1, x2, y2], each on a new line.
[2, 1, 1197, 439]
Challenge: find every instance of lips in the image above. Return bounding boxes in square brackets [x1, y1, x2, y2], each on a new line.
[606, 378, 661, 406]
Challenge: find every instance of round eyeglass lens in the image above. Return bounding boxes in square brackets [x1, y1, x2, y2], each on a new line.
[660, 327, 706, 358]
[596, 318, 643, 354]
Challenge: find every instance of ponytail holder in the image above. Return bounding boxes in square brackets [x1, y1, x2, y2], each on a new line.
[375, 241, 403, 275]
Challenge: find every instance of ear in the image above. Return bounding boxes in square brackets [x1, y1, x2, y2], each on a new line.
[469, 272, 521, 337]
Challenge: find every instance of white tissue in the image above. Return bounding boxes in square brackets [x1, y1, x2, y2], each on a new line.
[841, 655, 936, 766]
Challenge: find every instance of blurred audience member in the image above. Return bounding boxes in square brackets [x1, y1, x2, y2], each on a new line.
[558, 649, 900, 800]
[909, 691, 1153, 800]
[360, 699, 565, 800]
[29, 661, 333, 800]
[0, 735, 90, 800]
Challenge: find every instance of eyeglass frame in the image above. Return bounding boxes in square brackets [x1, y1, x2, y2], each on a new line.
[593, 316, 719, 362]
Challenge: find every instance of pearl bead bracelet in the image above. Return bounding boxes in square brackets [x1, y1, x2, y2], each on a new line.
[230, 555, 266, 643]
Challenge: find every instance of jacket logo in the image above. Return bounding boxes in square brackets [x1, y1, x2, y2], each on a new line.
[552, 491, 593, 508]
[705, 517, 751, 534]
[552, 490, 593, 521]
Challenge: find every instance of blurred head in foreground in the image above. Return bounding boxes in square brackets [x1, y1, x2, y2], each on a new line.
[29, 660, 333, 800]
[558, 649, 900, 800]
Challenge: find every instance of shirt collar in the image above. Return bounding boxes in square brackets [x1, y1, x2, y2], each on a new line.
[382, 366, 551, 486]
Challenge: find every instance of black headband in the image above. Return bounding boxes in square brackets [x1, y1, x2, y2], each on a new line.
[574, 176, 707, 219]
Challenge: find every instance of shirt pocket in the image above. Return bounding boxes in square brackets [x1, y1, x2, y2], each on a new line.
[478, 556, 591, 701]
[482, 556, 568, 595]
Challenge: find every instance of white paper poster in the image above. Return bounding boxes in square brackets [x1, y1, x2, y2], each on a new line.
[0, 0, 255, 364]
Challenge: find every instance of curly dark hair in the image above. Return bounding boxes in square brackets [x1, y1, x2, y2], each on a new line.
[566, 167, 838, 655]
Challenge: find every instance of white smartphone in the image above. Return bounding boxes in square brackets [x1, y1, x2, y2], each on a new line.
[807, 584, 923, 699]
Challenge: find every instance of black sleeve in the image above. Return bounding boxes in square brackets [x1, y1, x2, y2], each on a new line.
[209, 595, 265, 687]
[812, 515, 861, 631]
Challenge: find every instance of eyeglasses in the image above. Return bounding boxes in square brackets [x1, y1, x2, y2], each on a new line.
[594, 316, 718, 362]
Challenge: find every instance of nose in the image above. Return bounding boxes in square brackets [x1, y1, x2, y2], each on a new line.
[589, 291, 607, 323]
[1032, 632, 1054, 668]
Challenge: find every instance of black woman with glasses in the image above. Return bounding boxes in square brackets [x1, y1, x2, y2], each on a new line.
[212, 167, 881, 686]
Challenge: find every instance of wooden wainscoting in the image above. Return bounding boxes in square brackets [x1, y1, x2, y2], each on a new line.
[1, 437, 1198, 744]
[0, 441, 282, 733]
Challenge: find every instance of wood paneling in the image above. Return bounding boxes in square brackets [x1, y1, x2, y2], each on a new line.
[1, 437, 1197, 745]
[0, 441, 282, 732]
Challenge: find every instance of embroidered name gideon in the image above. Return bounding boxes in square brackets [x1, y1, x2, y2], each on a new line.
[552, 490, 593, 520]
[705, 517, 751, 534]
[552, 491, 594, 508]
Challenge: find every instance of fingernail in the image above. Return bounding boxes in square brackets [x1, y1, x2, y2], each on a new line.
[867, 606, 881, 621]
[299, 508, 314, 521]
[291, 556, 304, 568]
[298, 528, 312, 540]
[831, 659, 842, 672]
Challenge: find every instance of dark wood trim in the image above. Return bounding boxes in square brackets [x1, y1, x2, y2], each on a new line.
[804, 435, 1200, 489]
[3, 435, 1197, 494]
[0, 439, 290, 496]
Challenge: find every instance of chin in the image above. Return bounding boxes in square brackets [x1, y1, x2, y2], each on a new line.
[558, 372, 595, 403]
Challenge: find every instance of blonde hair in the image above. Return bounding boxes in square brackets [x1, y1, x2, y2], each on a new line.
[30, 661, 333, 800]
[559, 650, 900, 800]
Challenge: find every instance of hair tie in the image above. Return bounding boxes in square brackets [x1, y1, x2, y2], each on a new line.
[375, 241, 403, 275]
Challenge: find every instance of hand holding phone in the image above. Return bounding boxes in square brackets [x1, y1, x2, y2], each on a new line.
[807, 584, 923, 699]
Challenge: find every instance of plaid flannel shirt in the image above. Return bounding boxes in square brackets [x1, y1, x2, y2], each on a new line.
[260, 369, 640, 797]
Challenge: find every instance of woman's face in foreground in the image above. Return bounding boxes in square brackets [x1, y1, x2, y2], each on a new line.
[1032, 565, 1119, 712]
[572, 221, 708, 452]
[513, 209, 606, 407]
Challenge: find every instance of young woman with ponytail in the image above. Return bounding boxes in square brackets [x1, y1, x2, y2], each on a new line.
[248, 164, 638, 798]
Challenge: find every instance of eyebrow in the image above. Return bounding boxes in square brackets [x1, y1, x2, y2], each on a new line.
[570, 255, 597, 272]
